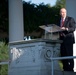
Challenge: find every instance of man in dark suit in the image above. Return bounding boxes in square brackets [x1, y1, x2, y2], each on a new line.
[59, 8, 76, 71]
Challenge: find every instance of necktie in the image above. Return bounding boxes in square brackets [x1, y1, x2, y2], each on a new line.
[61, 19, 64, 27]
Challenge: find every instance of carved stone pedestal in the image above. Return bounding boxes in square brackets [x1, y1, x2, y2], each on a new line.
[8, 39, 61, 75]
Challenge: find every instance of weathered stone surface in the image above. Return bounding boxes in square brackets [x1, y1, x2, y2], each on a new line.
[8, 39, 61, 75]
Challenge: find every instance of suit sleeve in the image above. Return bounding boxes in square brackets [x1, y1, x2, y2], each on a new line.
[68, 17, 76, 32]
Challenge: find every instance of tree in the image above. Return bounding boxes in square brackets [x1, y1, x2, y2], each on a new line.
[23, 1, 60, 34]
[0, 0, 8, 41]
[55, 0, 66, 8]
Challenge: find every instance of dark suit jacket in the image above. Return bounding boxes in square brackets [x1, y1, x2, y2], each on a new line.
[58, 16, 75, 44]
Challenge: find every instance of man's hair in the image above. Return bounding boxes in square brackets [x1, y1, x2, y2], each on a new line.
[60, 8, 67, 12]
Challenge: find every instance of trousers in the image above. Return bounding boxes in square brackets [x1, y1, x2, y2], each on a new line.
[60, 41, 74, 71]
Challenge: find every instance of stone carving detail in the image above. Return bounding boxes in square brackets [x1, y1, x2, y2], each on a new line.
[11, 48, 23, 64]
[9, 41, 61, 75]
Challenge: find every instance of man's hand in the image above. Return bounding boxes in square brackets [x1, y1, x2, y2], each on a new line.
[65, 28, 68, 31]
[61, 27, 68, 31]
[61, 27, 65, 30]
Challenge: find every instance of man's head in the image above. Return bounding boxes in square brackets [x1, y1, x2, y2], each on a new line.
[60, 8, 67, 18]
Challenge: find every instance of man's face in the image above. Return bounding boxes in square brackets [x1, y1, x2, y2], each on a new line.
[60, 8, 67, 18]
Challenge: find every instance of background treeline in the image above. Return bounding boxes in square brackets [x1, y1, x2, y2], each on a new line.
[23, 0, 65, 33]
[0, 0, 65, 41]
[0, 0, 65, 75]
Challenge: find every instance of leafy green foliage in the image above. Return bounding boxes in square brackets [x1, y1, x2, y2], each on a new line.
[0, 42, 8, 60]
[55, 0, 66, 8]
[0, 65, 8, 75]
[23, 2, 60, 33]
[0, 42, 8, 75]
[0, 0, 8, 31]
